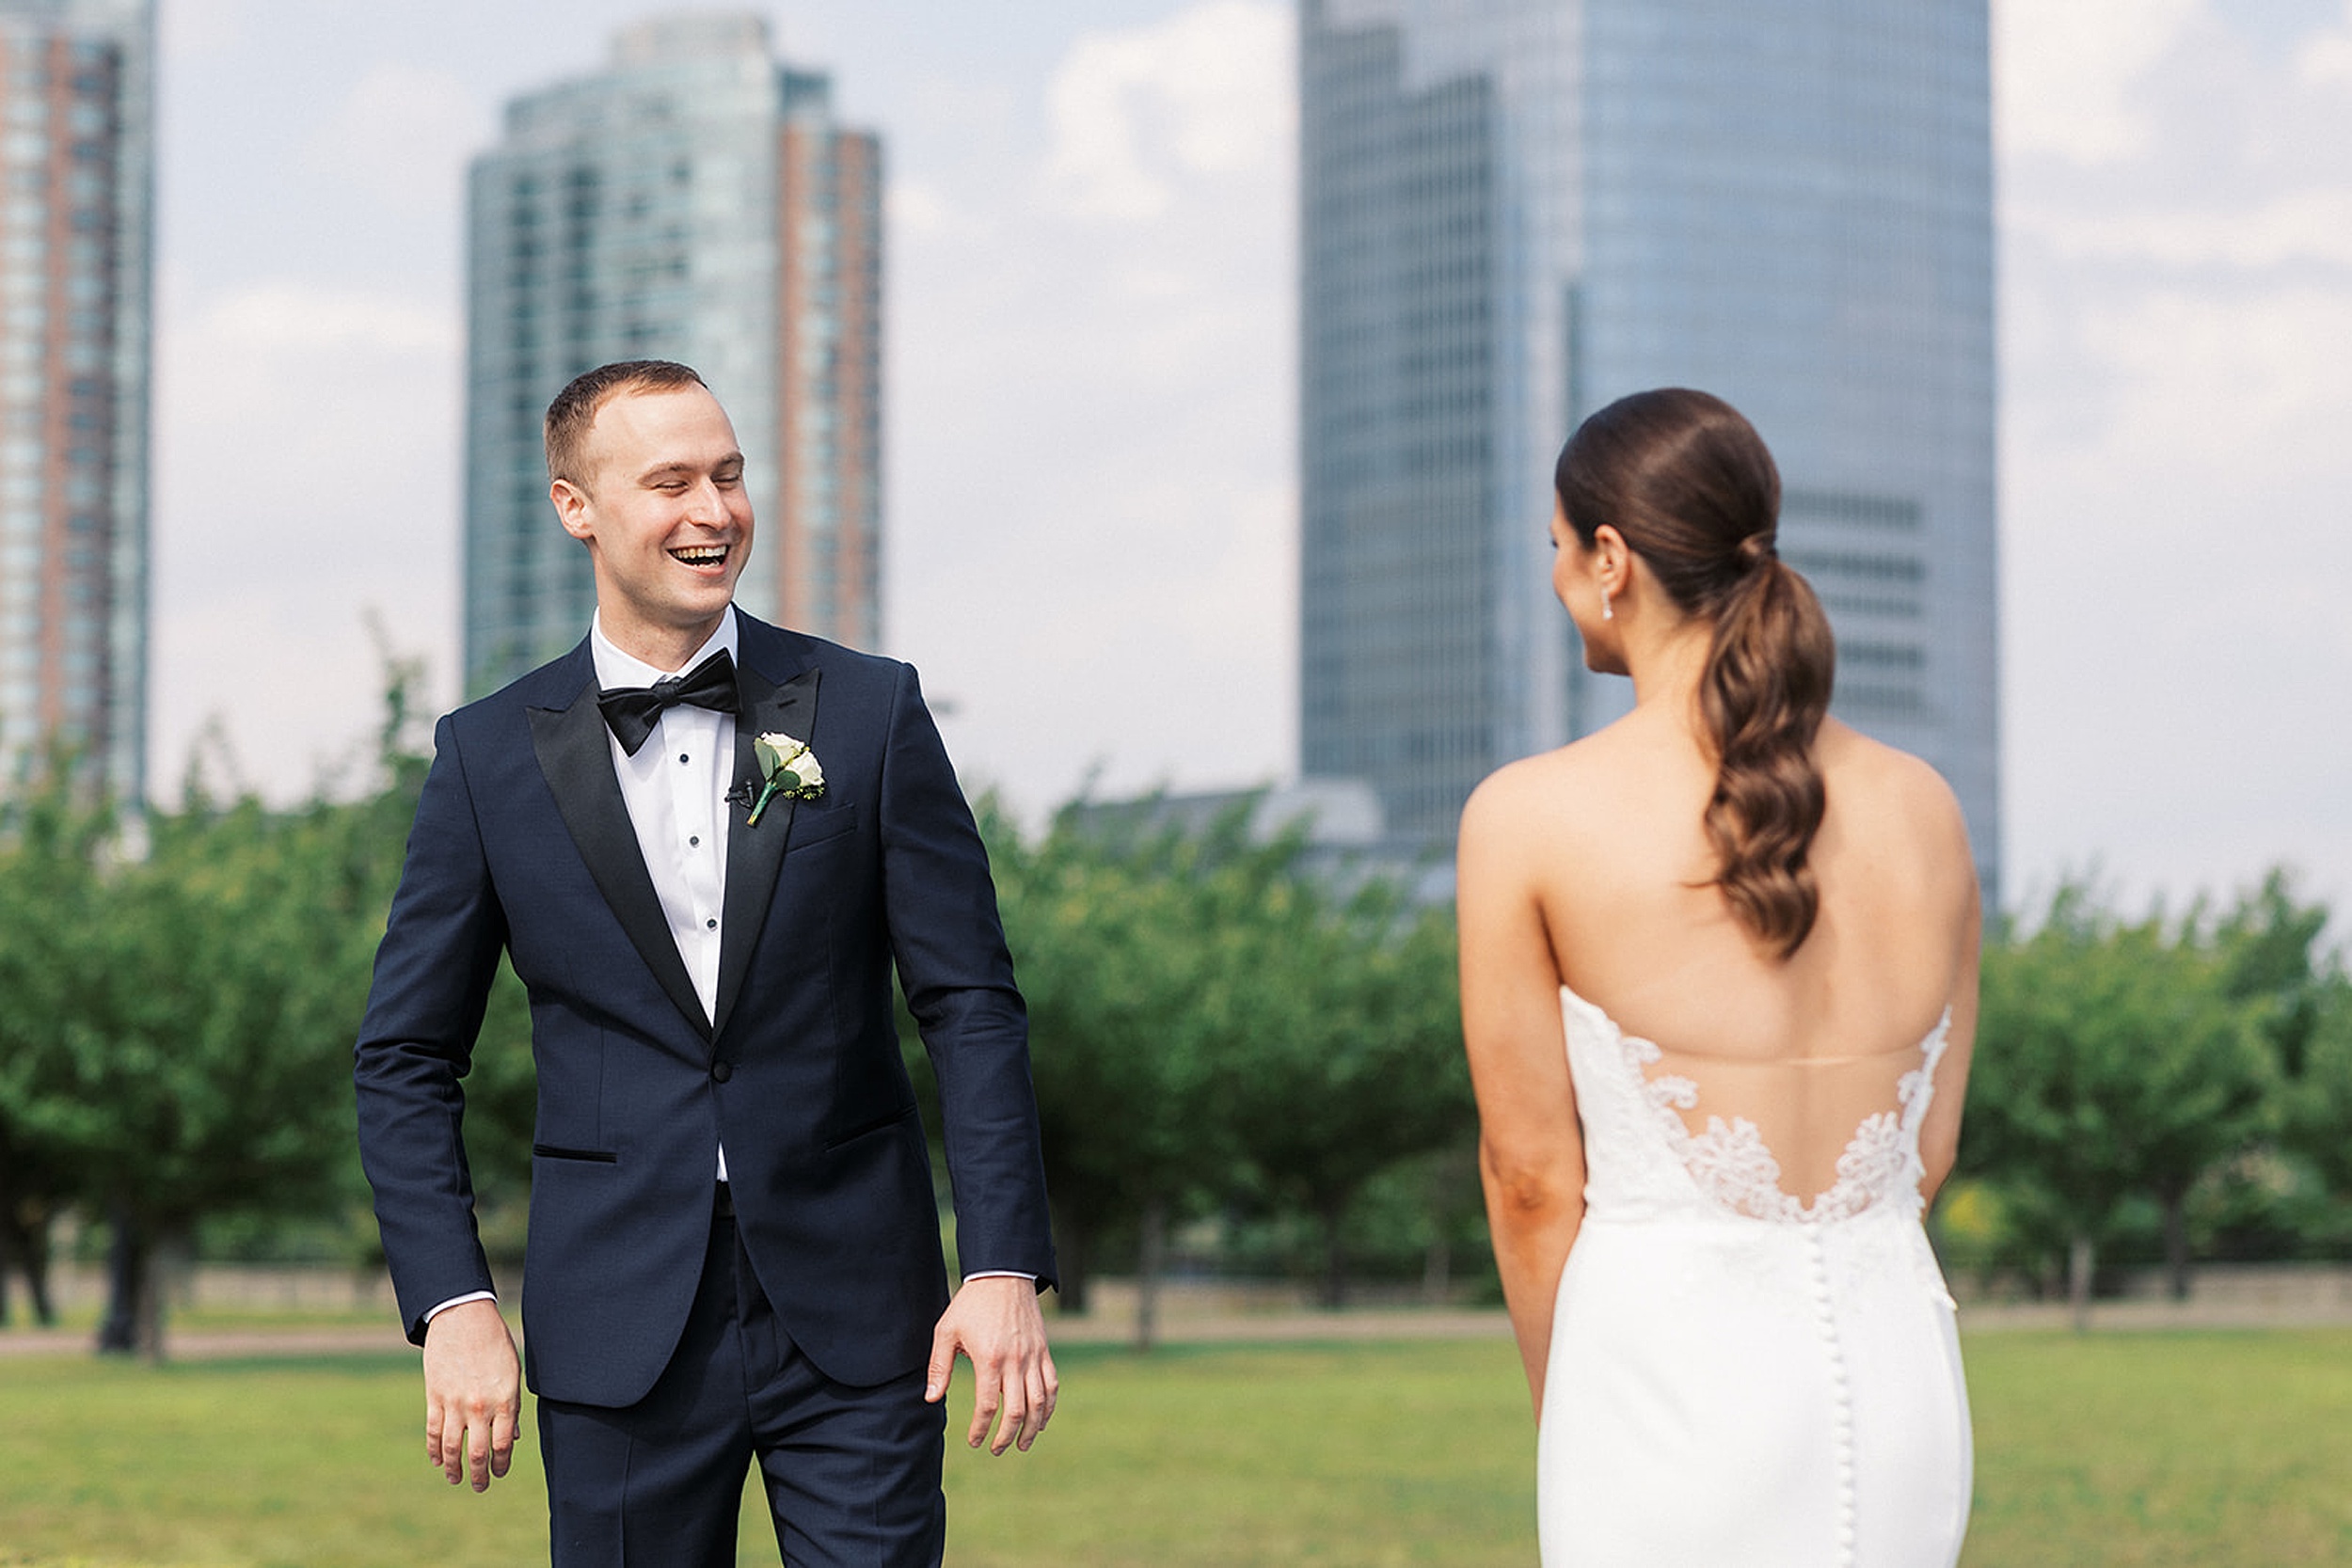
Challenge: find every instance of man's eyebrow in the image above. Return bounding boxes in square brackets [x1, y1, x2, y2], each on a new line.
[634, 452, 745, 483]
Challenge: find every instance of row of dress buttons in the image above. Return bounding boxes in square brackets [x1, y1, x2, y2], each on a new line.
[1806, 1229, 1859, 1566]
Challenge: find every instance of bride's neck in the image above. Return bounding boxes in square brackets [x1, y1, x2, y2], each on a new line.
[1623, 614, 1713, 718]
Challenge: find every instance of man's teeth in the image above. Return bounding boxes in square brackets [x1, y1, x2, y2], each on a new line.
[672, 546, 727, 565]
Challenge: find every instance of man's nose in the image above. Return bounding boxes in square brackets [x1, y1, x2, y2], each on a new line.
[685, 477, 730, 524]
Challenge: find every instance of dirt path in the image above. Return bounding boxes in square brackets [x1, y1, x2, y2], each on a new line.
[0, 1323, 415, 1361]
[8, 1289, 2348, 1362]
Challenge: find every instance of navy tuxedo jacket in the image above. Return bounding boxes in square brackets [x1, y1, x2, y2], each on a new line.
[354, 614, 1055, 1407]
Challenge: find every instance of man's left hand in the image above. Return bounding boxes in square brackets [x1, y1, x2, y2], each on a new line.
[925, 1275, 1057, 1454]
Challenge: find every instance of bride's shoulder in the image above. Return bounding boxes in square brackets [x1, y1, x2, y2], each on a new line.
[1816, 721, 1974, 874]
[1459, 731, 1629, 855]
[1820, 721, 1961, 811]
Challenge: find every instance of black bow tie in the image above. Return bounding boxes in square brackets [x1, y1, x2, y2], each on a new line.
[596, 649, 740, 755]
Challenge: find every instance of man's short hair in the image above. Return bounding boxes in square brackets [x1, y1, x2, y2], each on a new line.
[544, 360, 709, 485]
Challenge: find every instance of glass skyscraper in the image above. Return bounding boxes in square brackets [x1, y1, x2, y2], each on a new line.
[1299, 0, 1998, 895]
[0, 0, 150, 802]
[464, 15, 882, 696]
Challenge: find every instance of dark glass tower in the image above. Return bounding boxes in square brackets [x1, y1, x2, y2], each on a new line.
[1299, 0, 1999, 897]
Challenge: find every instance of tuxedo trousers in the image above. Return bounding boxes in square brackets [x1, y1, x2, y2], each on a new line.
[536, 1189, 946, 1567]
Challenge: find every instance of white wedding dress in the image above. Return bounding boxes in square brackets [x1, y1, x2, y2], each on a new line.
[1538, 984, 1972, 1566]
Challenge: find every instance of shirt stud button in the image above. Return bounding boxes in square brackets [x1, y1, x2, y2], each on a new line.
[705, 918, 717, 930]
[689, 835, 700, 847]
[678, 752, 690, 764]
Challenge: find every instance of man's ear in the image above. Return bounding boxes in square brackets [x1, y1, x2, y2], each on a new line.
[550, 476, 594, 543]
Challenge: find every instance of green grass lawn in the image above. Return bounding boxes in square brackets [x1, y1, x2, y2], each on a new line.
[1960, 1330, 2352, 1567]
[0, 1330, 2344, 1566]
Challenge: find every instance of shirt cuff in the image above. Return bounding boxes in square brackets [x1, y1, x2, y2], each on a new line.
[423, 1290, 499, 1323]
[961, 1271, 1036, 1284]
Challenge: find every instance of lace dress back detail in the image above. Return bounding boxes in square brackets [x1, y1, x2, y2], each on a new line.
[1561, 983, 1952, 1227]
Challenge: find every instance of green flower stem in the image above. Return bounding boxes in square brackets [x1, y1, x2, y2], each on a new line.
[746, 779, 785, 827]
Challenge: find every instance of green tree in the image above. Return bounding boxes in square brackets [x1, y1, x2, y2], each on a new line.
[100, 792, 395, 1354]
[0, 675, 437, 1357]
[0, 762, 105, 1328]
[2295, 984, 2352, 1197]
[1211, 868, 1469, 1307]
[995, 794, 1470, 1329]
[993, 801, 1242, 1346]
[2215, 871, 2352, 1204]
[0, 1123, 68, 1325]
[2215, 871, 2334, 1078]
[1963, 882, 2276, 1326]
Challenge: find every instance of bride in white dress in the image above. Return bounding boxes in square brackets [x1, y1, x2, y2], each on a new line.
[1457, 388, 1979, 1567]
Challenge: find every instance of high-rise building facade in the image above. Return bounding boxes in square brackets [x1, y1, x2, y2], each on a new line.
[0, 0, 151, 802]
[464, 15, 882, 695]
[1299, 0, 1998, 895]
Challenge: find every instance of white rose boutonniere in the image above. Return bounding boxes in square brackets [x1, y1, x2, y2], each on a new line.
[746, 732, 825, 825]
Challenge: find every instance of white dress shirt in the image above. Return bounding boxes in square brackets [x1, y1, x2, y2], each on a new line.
[590, 607, 738, 1146]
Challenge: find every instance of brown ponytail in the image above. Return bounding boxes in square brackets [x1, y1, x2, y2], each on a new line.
[1555, 389, 1836, 958]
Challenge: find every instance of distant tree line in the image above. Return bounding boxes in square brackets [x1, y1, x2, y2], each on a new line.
[3, 681, 2346, 1354]
[964, 799, 1470, 1347]
[1951, 870, 2352, 1328]
[0, 676, 433, 1356]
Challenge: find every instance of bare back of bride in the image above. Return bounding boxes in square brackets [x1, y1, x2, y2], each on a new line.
[1458, 388, 1979, 1567]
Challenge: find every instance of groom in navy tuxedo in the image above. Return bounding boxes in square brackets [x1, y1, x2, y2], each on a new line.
[355, 359, 1057, 1566]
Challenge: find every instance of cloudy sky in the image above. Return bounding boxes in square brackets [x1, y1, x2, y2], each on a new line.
[148, 0, 2352, 915]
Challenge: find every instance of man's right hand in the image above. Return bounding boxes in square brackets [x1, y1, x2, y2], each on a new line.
[421, 1298, 521, 1491]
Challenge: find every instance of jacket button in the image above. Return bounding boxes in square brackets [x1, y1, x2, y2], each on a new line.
[711, 1061, 733, 1083]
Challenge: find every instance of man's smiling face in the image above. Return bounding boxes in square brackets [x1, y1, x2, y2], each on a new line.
[551, 383, 755, 665]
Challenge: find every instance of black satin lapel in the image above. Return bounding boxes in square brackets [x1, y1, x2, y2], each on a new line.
[529, 683, 713, 1041]
[713, 664, 819, 1038]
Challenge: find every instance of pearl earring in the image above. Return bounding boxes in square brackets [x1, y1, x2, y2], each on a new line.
[1600, 586, 1613, 621]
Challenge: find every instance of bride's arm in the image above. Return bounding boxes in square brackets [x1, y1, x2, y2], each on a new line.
[1915, 779, 1983, 1206]
[1918, 866, 1982, 1206]
[1457, 771, 1587, 1418]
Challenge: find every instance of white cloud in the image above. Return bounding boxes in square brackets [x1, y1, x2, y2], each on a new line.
[150, 594, 419, 803]
[884, 0, 1298, 816]
[2002, 274, 2352, 906]
[2079, 284, 2352, 460]
[2015, 188, 2352, 271]
[2297, 2, 2352, 85]
[1995, 0, 2201, 165]
[885, 179, 958, 239]
[1041, 0, 1293, 222]
[151, 278, 462, 802]
[302, 63, 492, 220]
[183, 282, 458, 356]
[1996, 0, 2352, 908]
[157, 0, 255, 60]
